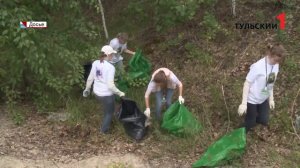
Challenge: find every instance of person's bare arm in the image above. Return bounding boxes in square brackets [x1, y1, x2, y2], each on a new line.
[124, 49, 135, 55]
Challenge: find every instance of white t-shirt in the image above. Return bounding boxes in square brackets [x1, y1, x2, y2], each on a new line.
[246, 57, 279, 104]
[145, 72, 181, 98]
[89, 60, 115, 96]
[109, 38, 127, 64]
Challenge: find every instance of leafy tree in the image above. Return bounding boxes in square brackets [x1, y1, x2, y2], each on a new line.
[0, 0, 102, 110]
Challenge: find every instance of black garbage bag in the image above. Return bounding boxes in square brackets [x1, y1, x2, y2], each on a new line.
[117, 98, 147, 141]
[83, 62, 92, 81]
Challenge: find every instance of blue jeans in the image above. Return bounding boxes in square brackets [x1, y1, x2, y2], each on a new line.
[95, 95, 115, 133]
[244, 100, 269, 132]
[155, 89, 174, 120]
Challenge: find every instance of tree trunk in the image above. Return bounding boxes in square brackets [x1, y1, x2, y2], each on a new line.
[98, 0, 109, 39]
[232, 0, 236, 17]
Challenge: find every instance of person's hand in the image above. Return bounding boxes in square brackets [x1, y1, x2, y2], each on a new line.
[83, 89, 90, 97]
[119, 92, 125, 97]
[144, 108, 151, 118]
[178, 96, 185, 104]
[132, 52, 136, 55]
[269, 100, 275, 110]
[238, 104, 247, 116]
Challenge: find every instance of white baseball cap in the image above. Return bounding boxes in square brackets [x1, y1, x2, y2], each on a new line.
[101, 45, 117, 55]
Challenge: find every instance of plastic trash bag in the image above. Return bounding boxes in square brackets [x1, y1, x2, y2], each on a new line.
[83, 62, 92, 81]
[116, 79, 129, 93]
[192, 128, 246, 168]
[128, 49, 151, 80]
[161, 101, 202, 137]
[117, 98, 148, 141]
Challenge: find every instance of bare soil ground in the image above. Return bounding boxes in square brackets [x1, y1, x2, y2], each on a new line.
[0, 112, 151, 168]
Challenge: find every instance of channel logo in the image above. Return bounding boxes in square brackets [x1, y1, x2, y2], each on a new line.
[20, 21, 47, 29]
[235, 12, 286, 30]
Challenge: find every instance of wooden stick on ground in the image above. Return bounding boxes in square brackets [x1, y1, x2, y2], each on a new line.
[222, 85, 230, 133]
[291, 88, 300, 141]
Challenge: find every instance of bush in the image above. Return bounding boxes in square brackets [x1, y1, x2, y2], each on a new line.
[0, 0, 101, 110]
[184, 42, 213, 65]
[200, 12, 222, 40]
[127, 0, 204, 31]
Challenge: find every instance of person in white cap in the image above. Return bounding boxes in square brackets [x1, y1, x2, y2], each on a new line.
[83, 45, 125, 134]
[238, 44, 286, 132]
[109, 32, 135, 78]
[144, 68, 184, 120]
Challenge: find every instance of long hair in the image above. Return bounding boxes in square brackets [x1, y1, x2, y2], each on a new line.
[99, 52, 107, 63]
[153, 71, 167, 89]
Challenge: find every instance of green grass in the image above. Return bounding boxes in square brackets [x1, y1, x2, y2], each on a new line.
[10, 107, 25, 125]
[107, 162, 133, 168]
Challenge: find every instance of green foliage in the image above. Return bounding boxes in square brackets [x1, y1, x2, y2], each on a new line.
[66, 98, 85, 124]
[127, 0, 204, 31]
[2, 87, 20, 110]
[184, 42, 213, 65]
[200, 12, 222, 40]
[11, 110, 25, 125]
[0, 0, 101, 110]
[154, 0, 201, 31]
[128, 77, 149, 88]
[2, 87, 24, 125]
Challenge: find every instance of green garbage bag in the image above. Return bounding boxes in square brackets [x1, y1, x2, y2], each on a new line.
[161, 101, 202, 137]
[128, 49, 151, 80]
[114, 79, 129, 103]
[192, 128, 246, 168]
[116, 79, 129, 93]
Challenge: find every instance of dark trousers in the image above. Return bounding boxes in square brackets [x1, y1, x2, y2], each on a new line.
[244, 100, 269, 132]
[95, 95, 115, 133]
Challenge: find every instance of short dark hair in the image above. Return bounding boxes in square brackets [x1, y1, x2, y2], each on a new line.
[117, 32, 128, 41]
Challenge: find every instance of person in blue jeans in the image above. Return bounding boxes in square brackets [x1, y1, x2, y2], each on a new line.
[238, 44, 286, 132]
[144, 68, 184, 120]
[83, 45, 125, 134]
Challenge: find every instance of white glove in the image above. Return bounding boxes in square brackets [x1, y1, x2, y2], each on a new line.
[269, 101, 275, 110]
[83, 89, 90, 97]
[144, 108, 151, 118]
[178, 96, 185, 104]
[119, 92, 125, 97]
[238, 104, 247, 116]
[238, 81, 250, 116]
[269, 89, 275, 110]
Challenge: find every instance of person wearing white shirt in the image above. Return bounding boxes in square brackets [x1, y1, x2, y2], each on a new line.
[144, 68, 185, 120]
[109, 33, 135, 78]
[238, 44, 286, 132]
[83, 45, 125, 134]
